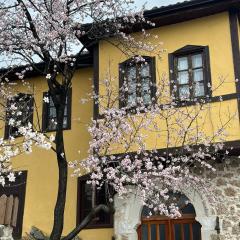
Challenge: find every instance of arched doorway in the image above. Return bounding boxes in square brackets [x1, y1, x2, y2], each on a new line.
[137, 194, 202, 240]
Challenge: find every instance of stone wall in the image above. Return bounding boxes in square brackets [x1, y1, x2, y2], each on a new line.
[0, 225, 13, 240]
[208, 158, 240, 240]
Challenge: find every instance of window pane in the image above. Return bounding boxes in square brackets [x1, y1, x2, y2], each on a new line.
[184, 224, 190, 240]
[127, 66, 136, 79]
[141, 224, 148, 240]
[84, 183, 92, 210]
[49, 107, 56, 117]
[142, 77, 151, 105]
[193, 222, 202, 240]
[127, 77, 137, 106]
[151, 224, 156, 240]
[182, 203, 196, 214]
[127, 94, 137, 106]
[179, 86, 190, 99]
[141, 64, 150, 77]
[192, 54, 203, 68]
[194, 82, 205, 97]
[49, 97, 54, 107]
[48, 119, 57, 130]
[178, 57, 188, 70]
[159, 224, 166, 240]
[174, 224, 181, 240]
[64, 105, 68, 115]
[178, 71, 189, 84]
[193, 69, 203, 82]
[63, 117, 68, 128]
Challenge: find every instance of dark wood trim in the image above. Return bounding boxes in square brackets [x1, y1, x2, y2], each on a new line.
[229, 9, 240, 124]
[103, 139, 240, 165]
[93, 44, 99, 120]
[0, 53, 93, 81]
[80, 0, 240, 47]
[229, 9, 240, 91]
[67, 88, 72, 130]
[119, 61, 125, 109]
[172, 92, 239, 108]
[76, 174, 113, 229]
[96, 92, 240, 119]
[151, 57, 157, 100]
[0, 171, 28, 239]
[42, 92, 48, 132]
[42, 89, 72, 132]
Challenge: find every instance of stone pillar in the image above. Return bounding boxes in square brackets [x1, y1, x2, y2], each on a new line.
[0, 225, 13, 240]
[196, 216, 217, 240]
[114, 190, 142, 240]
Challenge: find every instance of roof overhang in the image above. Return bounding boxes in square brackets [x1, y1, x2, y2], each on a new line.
[0, 52, 93, 81]
[143, 0, 240, 28]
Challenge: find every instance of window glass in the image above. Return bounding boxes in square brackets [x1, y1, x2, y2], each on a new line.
[141, 64, 150, 77]
[179, 85, 190, 99]
[150, 224, 156, 240]
[127, 77, 137, 106]
[184, 223, 191, 240]
[178, 71, 189, 84]
[159, 224, 166, 240]
[174, 224, 181, 240]
[194, 82, 205, 97]
[141, 224, 148, 240]
[193, 69, 203, 82]
[142, 77, 151, 105]
[178, 57, 188, 70]
[127, 66, 136, 79]
[192, 54, 203, 68]
[193, 222, 202, 240]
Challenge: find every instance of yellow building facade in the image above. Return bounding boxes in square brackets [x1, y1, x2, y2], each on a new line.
[1, 1, 240, 240]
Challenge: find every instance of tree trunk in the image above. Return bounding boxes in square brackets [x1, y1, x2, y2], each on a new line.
[50, 95, 68, 240]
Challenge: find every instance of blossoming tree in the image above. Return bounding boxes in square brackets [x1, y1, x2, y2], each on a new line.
[76, 69, 236, 221]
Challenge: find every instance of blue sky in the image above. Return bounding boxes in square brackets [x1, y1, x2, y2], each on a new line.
[135, 0, 186, 10]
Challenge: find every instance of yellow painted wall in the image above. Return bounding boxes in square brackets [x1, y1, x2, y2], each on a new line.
[0, 68, 113, 239]
[98, 12, 240, 152]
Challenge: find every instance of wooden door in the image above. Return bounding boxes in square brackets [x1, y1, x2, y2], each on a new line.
[138, 215, 202, 240]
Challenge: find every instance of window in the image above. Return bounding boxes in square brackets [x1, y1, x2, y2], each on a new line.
[138, 194, 202, 240]
[42, 89, 72, 132]
[4, 94, 34, 139]
[119, 56, 156, 108]
[169, 45, 211, 101]
[0, 171, 27, 239]
[77, 175, 113, 228]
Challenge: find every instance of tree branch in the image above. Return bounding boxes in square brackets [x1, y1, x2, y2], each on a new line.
[62, 204, 111, 240]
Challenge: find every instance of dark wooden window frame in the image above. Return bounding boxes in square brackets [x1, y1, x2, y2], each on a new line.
[76, 174, 113, 229]
[119, 56, 156, 109]
[169, 45, 212, 102]
[4, 94, 34, 139]
[0, 171, 28, 239]
[42, 89, 72, 132]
